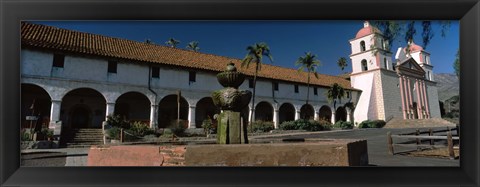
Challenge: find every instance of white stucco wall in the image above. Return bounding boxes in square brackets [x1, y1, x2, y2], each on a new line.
[21, 50, 54, 77]
[426, 82, 441, 118]
[379, 71, 403, 120]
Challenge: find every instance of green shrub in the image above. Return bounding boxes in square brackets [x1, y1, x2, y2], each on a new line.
[21, 130, 31, 141]
[318, 119, 333, 131]
[333, 120, 353, 129]
[279, 121, 297, 130]
[107, 126, 121, 139]
[201, 118, 215, 135]
[128, 121, 155, 137]
[248, 120, 274, 133]
[358, 120, 386, 128]
[279, 119, 329, 131]
[169, 119, 188, 136]
[106, 114, 130, 129]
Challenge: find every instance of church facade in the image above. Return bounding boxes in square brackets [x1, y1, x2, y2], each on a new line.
[349, 21, 441, 123]
[20, 21, 441, 136]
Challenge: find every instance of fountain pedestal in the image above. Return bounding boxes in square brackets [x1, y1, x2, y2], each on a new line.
[212, 63, 251, 144]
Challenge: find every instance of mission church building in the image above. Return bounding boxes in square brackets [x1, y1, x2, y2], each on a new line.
[349, 21, 441, 122]
[20, 21, 441, 142]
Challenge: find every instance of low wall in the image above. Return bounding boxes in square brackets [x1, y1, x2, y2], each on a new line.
[186, 139, 368, 166]
[87, 139, 368, 166]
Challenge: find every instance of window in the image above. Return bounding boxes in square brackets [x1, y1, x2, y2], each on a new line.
[347, 92, 350, 98]
[189, 71, 196, 82]
[273, 82, 279, 91]
[425, 55, 429, 64]
[249, 79, 254, 88]
[294, 85, 299, 93]
[152, 67, 160, 78]
[108, 61, 117, 73]
[384, 58, 388, 69]
[427, 71, 430, 80]
[392, 63, 396, 71]
[380, 39, 385, 50]
[313, 87, 318, 95]
[360, 41, 366, 52]
[52, 54, 64, 68]
[361, 59, 368, 71]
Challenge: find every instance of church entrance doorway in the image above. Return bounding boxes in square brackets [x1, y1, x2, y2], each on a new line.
[412, 102, 418, 119]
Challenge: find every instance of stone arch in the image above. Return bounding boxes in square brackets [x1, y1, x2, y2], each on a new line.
[255, 101, 273, 121]
[115, 92, 151, 125]
[319, 105, 332, 122]
[61, 88, 106, 128]
[300, 104, 314, 120]
[21, 83, 52, 130]
[195, 97, 220, 128]
[158, 94, 189, 128]
[335, 106, 347, 122]
[279, 103, 295, 124]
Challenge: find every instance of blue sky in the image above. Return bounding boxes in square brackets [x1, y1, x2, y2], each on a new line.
[33, 20, 459, 76]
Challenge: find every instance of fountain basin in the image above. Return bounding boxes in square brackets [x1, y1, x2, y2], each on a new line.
[87, 139, 368, 166]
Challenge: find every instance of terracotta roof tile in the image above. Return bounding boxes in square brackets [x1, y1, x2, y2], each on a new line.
[21, 22, 358, 91]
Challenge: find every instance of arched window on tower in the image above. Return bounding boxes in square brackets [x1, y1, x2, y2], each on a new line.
[384, 57, 388, 69]
[360, 41, 366, 52]
[361, 59, 368, 71]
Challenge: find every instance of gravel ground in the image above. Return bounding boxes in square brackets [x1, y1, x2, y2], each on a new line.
[21, 152, 67, 167]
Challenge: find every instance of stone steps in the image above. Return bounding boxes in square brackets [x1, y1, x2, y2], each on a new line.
[384, 118, 456, 128]
[62, 128, 104, 148]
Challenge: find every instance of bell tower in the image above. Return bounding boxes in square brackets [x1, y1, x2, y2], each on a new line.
[349, 21, 393, 74]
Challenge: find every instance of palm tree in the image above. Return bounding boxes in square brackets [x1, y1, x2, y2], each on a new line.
[241, 42, 273, 124]
[186, 41, 200, 52]
[295, 52, 320, 106]
[326, 83, 346, 112]
[165, 38, 180, 48]
[337, 57, 348, 71]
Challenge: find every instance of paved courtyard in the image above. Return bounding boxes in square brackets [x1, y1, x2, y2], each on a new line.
[21, 127, 459, 167]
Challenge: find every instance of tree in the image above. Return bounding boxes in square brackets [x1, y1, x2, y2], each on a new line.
[371, 20, 450, 50]
[326, 83, 345, 112]
[295, 52, 321, 106]
[337, 57, 348, 71]
[453, 48, 460, 78]
[241, 42, 273, 124]
[186, 41, 200, 52]
[165, 38, 180, 48]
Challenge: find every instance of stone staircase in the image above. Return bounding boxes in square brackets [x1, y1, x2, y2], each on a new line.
[384, 118, 457, 129]
[61, 128, 104, 148]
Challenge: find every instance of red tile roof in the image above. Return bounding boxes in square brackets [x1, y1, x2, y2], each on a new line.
[21, 22, 358, 91]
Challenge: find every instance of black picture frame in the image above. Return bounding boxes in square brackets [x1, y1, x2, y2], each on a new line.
[1, 0, 479, 186]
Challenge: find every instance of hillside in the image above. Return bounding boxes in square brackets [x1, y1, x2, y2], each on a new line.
[434, 73, 459, 102]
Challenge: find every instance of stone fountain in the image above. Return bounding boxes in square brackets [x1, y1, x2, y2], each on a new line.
[211, 62, 251, 144]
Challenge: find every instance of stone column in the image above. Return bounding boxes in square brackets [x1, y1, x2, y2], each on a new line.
[273, 109, 279, 129]
[105, 102, 115, 120]
[249, 108, 255, 123]
[331, 112, 336, 124]
[314, 110, 320, 121]
[421, 81, 430, 118]
[295, 109, 301, 120]
[149, 104, 158, 129]
[188, 105, 196, 128]
[346, 109, 351, 122]
[406, 77, 413, 119]
[415, 80, 423, 119]
[399, 76, 407, 119]
[50, 100, 62, 122]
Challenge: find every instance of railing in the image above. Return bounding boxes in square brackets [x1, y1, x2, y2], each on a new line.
[387, 125, 460, 159]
